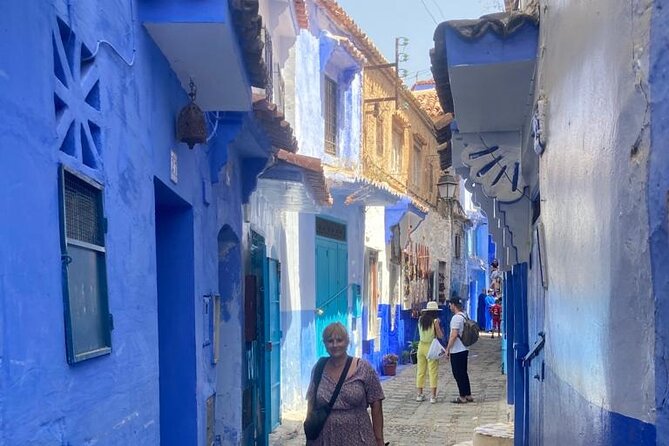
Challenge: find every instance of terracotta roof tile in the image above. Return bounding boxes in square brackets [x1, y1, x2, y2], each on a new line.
[294, 0, 309, 29]
[253, 99, 298, 152]
[275, 149, 333, 205]
[411, 88, 444, 121]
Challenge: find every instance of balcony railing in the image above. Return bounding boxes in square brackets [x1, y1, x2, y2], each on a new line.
[262, 26, 285, 116]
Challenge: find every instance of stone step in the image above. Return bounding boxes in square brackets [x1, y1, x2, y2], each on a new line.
[472, 422, 514, 446]
[452, 441, 473, 446]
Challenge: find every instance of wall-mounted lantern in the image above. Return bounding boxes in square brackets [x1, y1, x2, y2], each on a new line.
[177, 80, 206, 149]
[437, 173, 458, 200]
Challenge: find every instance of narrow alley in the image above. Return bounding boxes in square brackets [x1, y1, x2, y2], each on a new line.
[270, 335, 509, 446]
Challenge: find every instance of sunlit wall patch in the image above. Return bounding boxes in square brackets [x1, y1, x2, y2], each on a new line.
[53, 16, 102, 170]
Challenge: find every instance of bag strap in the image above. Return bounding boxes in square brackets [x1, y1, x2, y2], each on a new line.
[327, 356, 353, 408]
[309, 357, 329, 407]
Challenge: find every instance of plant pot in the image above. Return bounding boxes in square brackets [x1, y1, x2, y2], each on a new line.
[383, 363, 397, 376]
[410, 351, 418, 365]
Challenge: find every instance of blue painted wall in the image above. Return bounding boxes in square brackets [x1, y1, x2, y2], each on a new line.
[522, 0, 659, 444]
[650, 0, 669, 442]
[0, 1, 249, 444]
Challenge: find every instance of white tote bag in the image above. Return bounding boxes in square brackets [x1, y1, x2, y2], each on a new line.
[426, 338, 446, 360]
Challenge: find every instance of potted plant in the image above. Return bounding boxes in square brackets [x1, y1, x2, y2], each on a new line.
[400, 350, 411, 365]
[409, 341, 419, 365]
[382, 353, 399, 376]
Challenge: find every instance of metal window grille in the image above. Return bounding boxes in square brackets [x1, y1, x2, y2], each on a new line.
[392, 128, 403, 174]
[376, 118, 384, 156]
[324, 77, 338, 155]
[65, 173, 104, 246]
[316, 217, 346, 241]
[412, 143, 422, 188]
[454, 234, 462, 259]
[427, 162, 434, 195]
[263, 27, 273, 103]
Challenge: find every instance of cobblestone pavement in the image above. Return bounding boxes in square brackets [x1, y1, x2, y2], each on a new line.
[270, 334, 509, 445]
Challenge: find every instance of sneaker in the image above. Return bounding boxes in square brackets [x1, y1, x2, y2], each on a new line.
[430, 396, 437, 404]
[416, 394, 426, 402]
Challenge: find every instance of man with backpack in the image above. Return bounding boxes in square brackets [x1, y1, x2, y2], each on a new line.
[445, 296, 474, 404]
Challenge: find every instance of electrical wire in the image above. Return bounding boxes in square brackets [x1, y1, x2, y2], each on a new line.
[419, 0, 439, 25]
[82, 1, 137, 66]
[430, 0, 445, 20]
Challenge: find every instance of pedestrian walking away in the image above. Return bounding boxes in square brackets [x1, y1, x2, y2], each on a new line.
[415, 301, 445, 404]
[445, 296, 474, 404]
[305, 322, 387, 446]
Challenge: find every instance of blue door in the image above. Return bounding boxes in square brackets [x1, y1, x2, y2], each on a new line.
[244, 231, 266, 446]
[264, 258, 282, 432]
[315, 236, 348, 357]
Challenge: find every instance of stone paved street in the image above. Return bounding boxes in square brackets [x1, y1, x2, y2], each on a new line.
[270, 334, 510, 445]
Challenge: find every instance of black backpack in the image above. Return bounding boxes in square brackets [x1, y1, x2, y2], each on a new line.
[458, 313, 480, 347]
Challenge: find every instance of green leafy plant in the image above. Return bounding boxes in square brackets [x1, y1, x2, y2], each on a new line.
[400, 350, 411, 364]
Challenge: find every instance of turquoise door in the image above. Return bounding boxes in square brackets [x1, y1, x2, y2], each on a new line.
[315, 237, 348, 357]
[265, 258, 282, 432]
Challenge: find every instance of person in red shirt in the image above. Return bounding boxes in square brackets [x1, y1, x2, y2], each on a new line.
[490, 299, 502, 339]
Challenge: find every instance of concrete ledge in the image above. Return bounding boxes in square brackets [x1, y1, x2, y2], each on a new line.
[472, 422, 514, 446]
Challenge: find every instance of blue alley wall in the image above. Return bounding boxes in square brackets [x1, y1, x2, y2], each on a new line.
[0, 1, 247, 444]
[524, 0, 659, 444]
[650, 0, 669, 442]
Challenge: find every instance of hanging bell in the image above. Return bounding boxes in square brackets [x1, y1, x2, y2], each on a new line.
[177, 80, 206, 149]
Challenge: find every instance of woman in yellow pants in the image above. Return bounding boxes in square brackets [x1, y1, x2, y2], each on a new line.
[416, 301, 445, 403]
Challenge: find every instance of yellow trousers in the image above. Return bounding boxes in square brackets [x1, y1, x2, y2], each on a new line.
[416, 341, 439, 389]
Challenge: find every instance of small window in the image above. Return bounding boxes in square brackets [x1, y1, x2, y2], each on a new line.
[58, 165, 112, 364]
[412, 142, 422, 189]
[376, 118, 384, 157]
[324, 76, 338, 155]
[454, 234, 462, 259]
[391, 127, 403, 174]
[427, 162, 434, 195]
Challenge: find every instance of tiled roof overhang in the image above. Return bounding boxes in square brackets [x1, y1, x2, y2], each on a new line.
[253, 99, 298, 153]
[430, 12, 539, 268]
[230, 0, 267, 88]
[258, 149, 332, 211]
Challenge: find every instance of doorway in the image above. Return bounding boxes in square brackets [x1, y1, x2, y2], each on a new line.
[315, 217, 348, 357]
[154, 178, 196, 446]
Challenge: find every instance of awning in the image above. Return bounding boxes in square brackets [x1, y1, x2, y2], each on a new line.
[431, 12, 539, 267]
[384, 197, 428, 244]
[256, 149, 332, 212]
[325, 171, 406, 207]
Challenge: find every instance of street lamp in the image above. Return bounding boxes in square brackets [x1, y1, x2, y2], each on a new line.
[437, 173, 458, 200]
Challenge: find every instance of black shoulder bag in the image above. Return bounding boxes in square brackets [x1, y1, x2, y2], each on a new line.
[304, 356, 353, 441]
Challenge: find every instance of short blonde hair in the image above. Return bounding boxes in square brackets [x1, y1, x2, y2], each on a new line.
[322, 322, 349, 344]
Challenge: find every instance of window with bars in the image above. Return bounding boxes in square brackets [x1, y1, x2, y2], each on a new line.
[323, 76, 338, 155]
[411, 142, 422, 189]
[376, 117, 384, 157]
[391, 127, 403, 174]
[427, 162, 434, 195]
[454, 233, 462, 259]
[58, 165, 112, 364]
